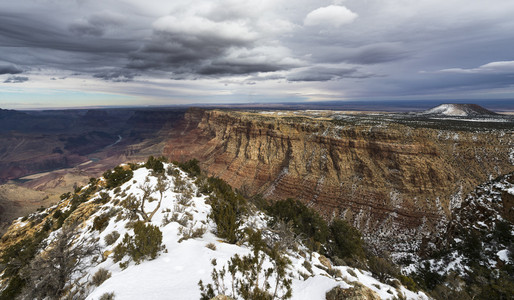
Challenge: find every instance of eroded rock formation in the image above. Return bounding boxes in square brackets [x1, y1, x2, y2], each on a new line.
[164, 109, 514, 254]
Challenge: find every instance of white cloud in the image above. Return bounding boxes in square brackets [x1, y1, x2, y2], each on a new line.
[439, 60, 514, 74]
[304, 5, 357, 28]
[153, 15, 258, 44]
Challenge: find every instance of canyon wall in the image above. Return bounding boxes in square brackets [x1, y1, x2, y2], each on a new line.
[164, 109, 514, 254]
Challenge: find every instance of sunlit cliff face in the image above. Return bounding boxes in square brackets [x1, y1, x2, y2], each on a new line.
[164, 109, 514, 254]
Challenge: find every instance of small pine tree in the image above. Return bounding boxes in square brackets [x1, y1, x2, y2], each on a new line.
[328, 219, 364, 259]
[103, 166, 133, 189]
[113, 221, 163, 265]
[207, 177, 247, 244]
[145, 156, 165, 174]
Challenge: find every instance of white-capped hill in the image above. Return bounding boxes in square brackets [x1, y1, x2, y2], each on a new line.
[421, 103, 498, 117]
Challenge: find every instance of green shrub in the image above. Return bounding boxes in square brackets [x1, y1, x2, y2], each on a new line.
[69, 183, 97, 211]
[178, 226, 206, 242]
[103, 166, 133, 189]
[104, 231, 120, 246]
[175, 159, 201, 177]
[52, 209, 63, 219]
[368, 256, 399, 282]
[267, 198, 329, 251]
[99, 292, 115, 300]
[91, 268, 111, 286]
[461, 230, 482, 262]
[494, 220, 512, 245]
[328, 219, 365, 259]
[398, 274, 418, 292]
[55, 210, 71, 229]
[199, 230, 292, 300]
[95, 192, 111, 204]
[207, 177, 247, 243]
[113, 221, 163, 265]
[145, 156, 166, 174]
[414, 261, 444, 290]
[0, 275, 26, 300]
[93, 214, 110, 232]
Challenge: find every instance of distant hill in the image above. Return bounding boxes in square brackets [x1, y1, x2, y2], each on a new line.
[421, 103, 498, 117]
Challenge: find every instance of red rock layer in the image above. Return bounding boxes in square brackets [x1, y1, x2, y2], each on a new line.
[164, 109, 514, 253]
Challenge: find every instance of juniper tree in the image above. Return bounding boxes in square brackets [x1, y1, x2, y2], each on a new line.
[21, 223, 99, 299]
[122, 175, 170, 223]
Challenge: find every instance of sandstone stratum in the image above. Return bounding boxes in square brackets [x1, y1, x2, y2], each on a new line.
[164, 109, 514, 256]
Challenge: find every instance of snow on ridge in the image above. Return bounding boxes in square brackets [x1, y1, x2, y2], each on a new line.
[12, 163, 427, 300]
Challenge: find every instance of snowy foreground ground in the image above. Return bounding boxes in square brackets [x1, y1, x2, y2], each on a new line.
[16, 164, 428, 299]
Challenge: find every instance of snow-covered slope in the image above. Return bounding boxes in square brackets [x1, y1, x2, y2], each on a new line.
[403, 172, 513, 298]
[1, 162, 427, 300]
[421, 103, 498, 117]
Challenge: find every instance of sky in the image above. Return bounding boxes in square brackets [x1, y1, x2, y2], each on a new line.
[1, 0, 514, 109]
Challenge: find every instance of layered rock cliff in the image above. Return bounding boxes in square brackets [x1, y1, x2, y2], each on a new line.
[164, 109, 514, 255]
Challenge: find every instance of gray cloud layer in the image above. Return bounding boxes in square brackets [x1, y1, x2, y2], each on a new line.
[4, 76, 28, 83]
[1, 0, 514, 104]
[0, 64, 22, 74]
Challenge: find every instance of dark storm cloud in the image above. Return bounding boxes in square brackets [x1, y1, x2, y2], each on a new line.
[0, 13, 137, 54]
[0, 64, 22, 74]
[127, 16, 297, 76]
[69, 11, 124, 37]
[69, 23, 105, 37]
[197, 61, 287, 76]
[306, 43, 410, 65]
[343, 44, 410, 65]
[93, 70, 137, 82]
[4, 76, 28, 83]
[287, 67, 375, 82]
[2, 0, 514, 105]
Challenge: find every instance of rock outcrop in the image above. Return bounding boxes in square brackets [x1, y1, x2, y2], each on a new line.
[164, 109, 514, 254]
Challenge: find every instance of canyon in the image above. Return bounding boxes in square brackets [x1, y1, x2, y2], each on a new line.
[164, 109, 514, 255]
[1, 106, 513, 256]
[0, 108, 186, 232]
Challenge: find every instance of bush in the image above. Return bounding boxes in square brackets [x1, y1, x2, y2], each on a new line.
[398, 274, 418, 292]
[104, 231, 120, 246]
[267, 198, 329, 251]
[103, 166, 133, 189]
[368, 256, 399, 282]
[199, 230, 292, 300]
[207, 177, 247, 244]
[0, 227, 50, 299]
[93, 214, 110, 232]
[0, 275, 25, 300]
[414, 261, 444, 290]
[99, 292, 115, 300]
[52, 209, 63, 219]
[145, 156, 166, 174]
[113, 221, 163, 265]
[91, 268, 111, 286]
[494, 221, 512, 245]
[178, 225, 206, 242]
[461, 230, 482, 262]
[328, 219, 365, 259]
[69, 183, 97, 211]
[22, 225, 99, 300]
[175, 159, 201, 177]
[95, 192, 111, 204]
[206, 243, 217, 251]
